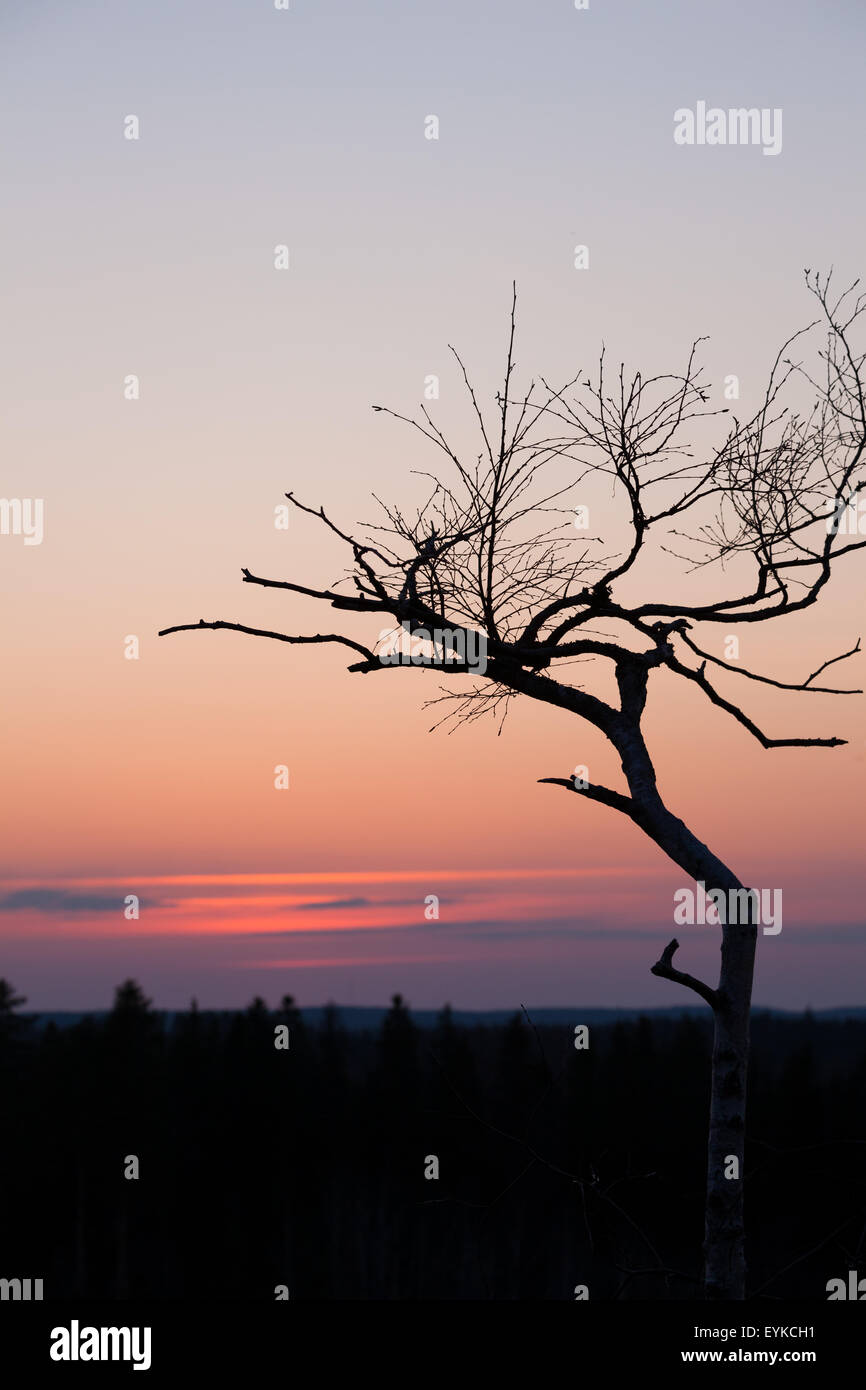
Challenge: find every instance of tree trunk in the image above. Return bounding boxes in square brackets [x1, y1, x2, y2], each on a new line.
[643, 815, 757, 1299]
[612, 716, 757, 1298]
[704, 918, 757, 1299]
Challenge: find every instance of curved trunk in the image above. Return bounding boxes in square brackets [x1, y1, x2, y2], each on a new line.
[640, 807, 757, 1298]
[639, 798, 757, 1299]
[613, 715, 757, 1299]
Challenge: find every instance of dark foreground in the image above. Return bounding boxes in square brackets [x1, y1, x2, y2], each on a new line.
[2, 983, 864, 1301]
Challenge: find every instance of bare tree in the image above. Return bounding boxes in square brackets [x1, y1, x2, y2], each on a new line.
[161, 271, 866, 1299]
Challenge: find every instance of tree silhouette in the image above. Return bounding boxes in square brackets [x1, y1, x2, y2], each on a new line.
[381, 993, 419, 1088]
[279, 993, 306, 1048]
[0, 978, 27, 1015]
[110, 979, 153, 1017]
[161, 271, 866, 1299]
[0, 977, 30, 1057]
[0, 977, 28, 1039]
[106, 978, 159, 1056]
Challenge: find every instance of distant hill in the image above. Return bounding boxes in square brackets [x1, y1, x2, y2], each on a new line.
[22, 1003, 866, 1031]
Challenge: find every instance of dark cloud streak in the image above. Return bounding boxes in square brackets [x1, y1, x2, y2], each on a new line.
[0, 889, 154, 914]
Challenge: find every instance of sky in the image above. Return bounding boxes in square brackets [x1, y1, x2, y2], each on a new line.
[2, 0, 865, 1011]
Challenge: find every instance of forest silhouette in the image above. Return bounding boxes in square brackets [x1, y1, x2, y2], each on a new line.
[1, 979, 863, 1300]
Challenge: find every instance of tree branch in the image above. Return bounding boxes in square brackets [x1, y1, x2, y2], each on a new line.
[677, 630, 862, 695]
[650, 938, 719, 1009]
[666, 653, 848, 747]
[537, 776, 638, 819]
[240, 568, 390, 613]
[157, 619, 379, 669]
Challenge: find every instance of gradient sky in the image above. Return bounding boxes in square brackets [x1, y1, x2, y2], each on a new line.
[2, 0, 865, 1010]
